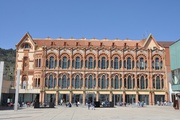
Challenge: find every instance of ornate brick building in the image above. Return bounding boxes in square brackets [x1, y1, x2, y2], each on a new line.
[15, 33, 172, 105]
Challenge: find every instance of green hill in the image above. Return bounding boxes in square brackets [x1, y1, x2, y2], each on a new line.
[0, 48, 16, 81]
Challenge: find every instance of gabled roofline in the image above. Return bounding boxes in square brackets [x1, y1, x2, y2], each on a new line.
[170, 39, 180, 46]
[16, 32, 35, 48]
[143, 33, 160, 48]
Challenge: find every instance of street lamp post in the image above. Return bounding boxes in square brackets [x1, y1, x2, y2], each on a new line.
[0, 61, 4, 106]
[14, 70, 20, 111]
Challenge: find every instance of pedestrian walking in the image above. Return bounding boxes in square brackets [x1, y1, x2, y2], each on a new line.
[91, 102, 95, 110]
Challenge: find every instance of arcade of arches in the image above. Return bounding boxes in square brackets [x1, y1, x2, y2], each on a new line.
[38, 51, 168, 106]
[16, 33, 171, 106]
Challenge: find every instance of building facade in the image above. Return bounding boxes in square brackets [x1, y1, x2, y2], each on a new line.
[15, 33, 171, 105]
[170, 40, 180, 102]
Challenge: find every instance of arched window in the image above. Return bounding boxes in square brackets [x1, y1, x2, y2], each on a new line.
[89, 75, 93, 89]
[49, 75, 53, 88]
[114, 57, 119, 69]
[160, 61, 163, 69]
[72, 78, 74, 88]
[46, 59, 48, 67]
[124, 78, 126, 88]
[115, 76, 119, 89]
[94, 78, 96, 88]
[111, 78, 113, 88]
[45, 78, 48, 87]
[58, 78, 61, 88]
[98, 78, 100, 88]
[67, 78, 70, 88]
[153, 79, 155, 88]
[85, 78, 88, 88]
[156, 76, 160, 89]
[133, 79, 135, 88]
[49, 56, 55, 69]
[146, 79, 148, 89]
[94, 60, 96, 68]
[127, 76, 132, 89]
[124, 60, 126, 68]
[101, 57, 106, 69]
[89, 57, 93, 69]
[54, 78, 56, 88]
[127, 57, 131, 69]
[161, 79, 164, 89]
[75, 57, 81, 69]
[107, 78, 109, 88]
[137, 78, 139, 88]
[101, 75, 106, 89]
[24, 43, 30, 48]
[62, 56, 67, 69]
[80, 78, 83, 88]
[120, 78, 122, 88]
[140, 76, 145, 89]
[155, 58, 159, 70]
[119, 60, 122, 68]
[62, 75, 67, 89]
[140, 58, 144, 70]
[75, 75, 80, 89]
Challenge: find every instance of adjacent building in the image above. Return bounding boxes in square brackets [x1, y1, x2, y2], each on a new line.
[15, 32, 172, 105]
[170, 40, 180, 102]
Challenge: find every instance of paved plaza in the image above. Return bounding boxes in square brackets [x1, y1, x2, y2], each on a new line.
[0, 105, 179, 120]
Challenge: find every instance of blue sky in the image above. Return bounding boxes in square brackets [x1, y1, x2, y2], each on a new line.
[0, 0, 180, 49]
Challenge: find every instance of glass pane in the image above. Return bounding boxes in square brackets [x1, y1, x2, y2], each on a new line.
[89, 57, 93, 69]
[49, 56, 54, 69]
[75, 75, 80, 88]
[49, 75, 53, 88]
[75, 57, 80, 69]
[156, 76, 160, 89]
[89, 75, 93, 88]
[114, 57, 119, 69]
[115, 76, 119, 89]
[101, 57, 105, 69]
[102, 75, 105, 89]
[127, 57, 131, 69]
[62, 75, 66, 89]
[62, 57, 67, 69]
[128, 76, 131, 89]
[155, 58, 159, 70]
[141, 76, 144, 89]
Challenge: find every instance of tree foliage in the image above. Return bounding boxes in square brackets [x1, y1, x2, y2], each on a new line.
[0, 48, 16, 81]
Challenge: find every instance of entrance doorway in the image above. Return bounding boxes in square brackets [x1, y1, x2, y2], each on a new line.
[86, 94, 96, 103]
[112, 94, 123, 105]
[44, 94, 56, 105]
[72, 94, 83, 104]
[154, 95, 165, 105]
[125, 94, 136, 104]
[99, 94, 109, 102]
[138, 95, 149, 105]
[58, 94, 69, 104]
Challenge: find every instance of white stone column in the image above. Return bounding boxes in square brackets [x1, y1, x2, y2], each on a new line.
[14, 70, 20, 111]
[0, 61, 4, 106]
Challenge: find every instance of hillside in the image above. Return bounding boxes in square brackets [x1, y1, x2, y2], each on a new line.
[0, 48, 16, 81]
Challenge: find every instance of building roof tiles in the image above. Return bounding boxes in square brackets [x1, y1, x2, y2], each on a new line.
[33, 39, 145, 47]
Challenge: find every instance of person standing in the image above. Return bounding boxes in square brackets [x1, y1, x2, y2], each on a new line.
[75, 100, 78, 107]
[91, 102, 95, 110]
[87, 100, 91, 110]
[60, 99, 63, 105]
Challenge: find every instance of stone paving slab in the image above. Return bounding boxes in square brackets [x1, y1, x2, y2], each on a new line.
[0, 105, 179, 120]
